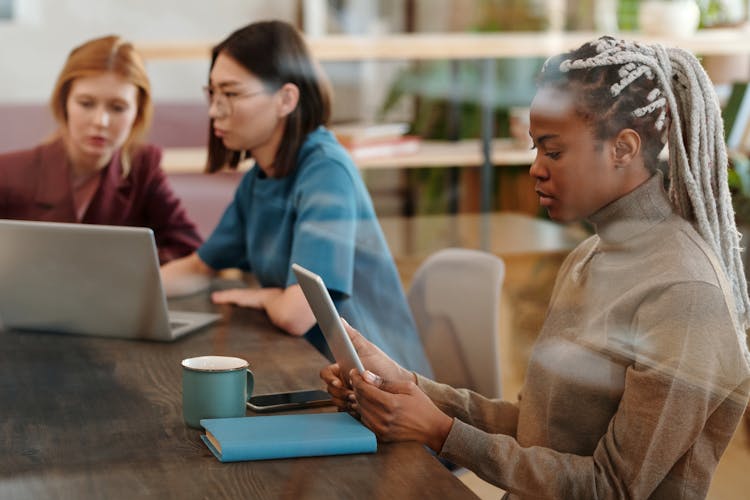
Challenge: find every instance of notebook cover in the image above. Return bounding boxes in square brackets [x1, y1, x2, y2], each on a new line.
[200, 412, 377, 462]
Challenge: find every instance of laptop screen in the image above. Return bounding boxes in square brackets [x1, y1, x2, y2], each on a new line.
[0, 219, 216, 340]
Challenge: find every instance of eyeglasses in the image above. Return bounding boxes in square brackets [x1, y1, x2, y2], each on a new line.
[202, 85, 266, 115]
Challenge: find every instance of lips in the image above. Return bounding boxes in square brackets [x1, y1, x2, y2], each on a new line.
[536, 188, 554, 206]
[213, 127, 226, 138]
[86, 135, 108, 147]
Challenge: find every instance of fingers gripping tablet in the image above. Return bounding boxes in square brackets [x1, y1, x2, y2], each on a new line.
[292, 263, 365, 380]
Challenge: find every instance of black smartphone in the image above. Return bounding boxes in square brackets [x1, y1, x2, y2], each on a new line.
[246, 389, 333, 412]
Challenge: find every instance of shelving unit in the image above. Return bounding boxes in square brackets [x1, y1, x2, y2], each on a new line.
[161, 138, 533, 174]
[138, 28, 750, 62]
[142, 27, 750, 210]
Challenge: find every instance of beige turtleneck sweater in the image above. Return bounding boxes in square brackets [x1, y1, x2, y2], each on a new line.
[418, 174, 750, 499]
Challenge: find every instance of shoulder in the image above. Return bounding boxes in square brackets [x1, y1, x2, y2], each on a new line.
[0, 141, 55, 171]
[652, 215, 728, 286]
[613, 215, 743, 333]
[295, 128, 359, 187]
[0, 146, 35, 166]
[128, 143, 163, 171]
[122, 143, 167, 185]
[654, 219, 744, 335]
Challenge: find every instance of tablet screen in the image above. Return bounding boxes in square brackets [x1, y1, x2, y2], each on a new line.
[292, 263, 365, 381]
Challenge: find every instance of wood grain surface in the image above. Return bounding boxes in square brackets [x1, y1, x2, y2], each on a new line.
[0, 286, 476, 499]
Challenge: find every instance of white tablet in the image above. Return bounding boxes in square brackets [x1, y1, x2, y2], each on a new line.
[292, 263, 365, 381]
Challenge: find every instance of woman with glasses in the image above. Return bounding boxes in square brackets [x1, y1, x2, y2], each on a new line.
[0, 35, 202, 264]
[160, 20, 432, 376]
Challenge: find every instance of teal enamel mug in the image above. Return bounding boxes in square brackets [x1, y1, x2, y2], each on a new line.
[181, 356, 254, 428]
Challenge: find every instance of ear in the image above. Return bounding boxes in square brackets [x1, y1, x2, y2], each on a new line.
[612, 128, 641, 168]
[276, 83, 300, 118]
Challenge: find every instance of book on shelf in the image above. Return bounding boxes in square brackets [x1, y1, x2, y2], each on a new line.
[200, 412, 377, 462]
[346, 135, 421, 161]
[331, 121, 411, 148]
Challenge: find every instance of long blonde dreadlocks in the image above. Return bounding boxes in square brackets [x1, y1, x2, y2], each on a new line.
[539, 36, 750, 360]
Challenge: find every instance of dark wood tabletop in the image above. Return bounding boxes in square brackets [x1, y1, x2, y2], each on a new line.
[0, 288, 477, 499]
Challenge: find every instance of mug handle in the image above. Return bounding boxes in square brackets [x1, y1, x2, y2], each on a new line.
[246, 368, 254, 401]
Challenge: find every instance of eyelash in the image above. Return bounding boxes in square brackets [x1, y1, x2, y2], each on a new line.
[206, 89, 239, 99]
[530, 144, 561, 160]
[76, 100, 128, 113]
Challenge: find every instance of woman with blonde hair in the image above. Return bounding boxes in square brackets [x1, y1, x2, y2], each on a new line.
[0, 35, 201, 264]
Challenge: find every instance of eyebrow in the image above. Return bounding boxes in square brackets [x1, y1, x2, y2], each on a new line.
[534, 134, 560, 147]
[72, 93, 130, 103]
[209, 81, 244, 89]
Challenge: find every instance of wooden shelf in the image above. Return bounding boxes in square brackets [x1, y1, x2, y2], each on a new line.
[138, 27, 750, 62]
[161, 147, 211, 174]
[357, 138, 533, 169]
[147, 27, 750, 211]
[161, 138, 534, 174]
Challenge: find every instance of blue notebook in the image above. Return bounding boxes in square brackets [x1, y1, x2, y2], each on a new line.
[200, 412, 377, 462]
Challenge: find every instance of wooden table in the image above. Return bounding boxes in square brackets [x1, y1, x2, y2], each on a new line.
[0, 289, 476, 499]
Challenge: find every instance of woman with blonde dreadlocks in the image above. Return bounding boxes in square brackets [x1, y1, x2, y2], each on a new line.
[321, 36, 750, 499]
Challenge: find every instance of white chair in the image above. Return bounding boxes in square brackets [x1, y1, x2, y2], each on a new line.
[408, 248, 505, 399]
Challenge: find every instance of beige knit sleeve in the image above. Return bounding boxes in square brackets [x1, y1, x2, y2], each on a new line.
[416, 374, 519, 437]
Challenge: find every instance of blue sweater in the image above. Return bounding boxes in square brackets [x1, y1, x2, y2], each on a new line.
[199, 126, 432, 376]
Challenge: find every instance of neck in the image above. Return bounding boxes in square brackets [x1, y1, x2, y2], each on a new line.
[615, 159, 652, 202]
[252, 119, 287, 177]
[589, 172, 672, 244]
[252, 150, 275, 177]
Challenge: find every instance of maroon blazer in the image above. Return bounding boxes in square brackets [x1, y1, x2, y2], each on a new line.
[0, 138, 202, 264]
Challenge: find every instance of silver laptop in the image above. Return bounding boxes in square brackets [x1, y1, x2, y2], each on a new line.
[0, 219, 219, 341]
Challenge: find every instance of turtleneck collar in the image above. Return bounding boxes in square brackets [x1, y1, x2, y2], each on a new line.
[587, 171, 673, 245]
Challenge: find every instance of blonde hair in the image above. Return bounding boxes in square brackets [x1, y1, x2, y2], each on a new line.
[50, 35, 152, 175]
[539, 36, 750, 361]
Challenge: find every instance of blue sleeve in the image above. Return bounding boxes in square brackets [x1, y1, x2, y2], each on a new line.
[197, 172, 251, 271]
[287, 160, 356, 297]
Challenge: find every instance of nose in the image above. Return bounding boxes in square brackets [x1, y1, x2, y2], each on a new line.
[208, 99, 226, 120]
[94, 107, 110, 127]
[529, 154, 548, 180]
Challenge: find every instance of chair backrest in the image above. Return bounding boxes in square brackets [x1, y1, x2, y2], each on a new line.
[407, 248, 505, 399]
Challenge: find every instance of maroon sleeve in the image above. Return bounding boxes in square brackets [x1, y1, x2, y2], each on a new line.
[135, 145, 203, 264]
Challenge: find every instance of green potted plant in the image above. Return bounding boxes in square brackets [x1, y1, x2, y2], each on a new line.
[696, 0, 747, 27]
[376, 0, 547, 215]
